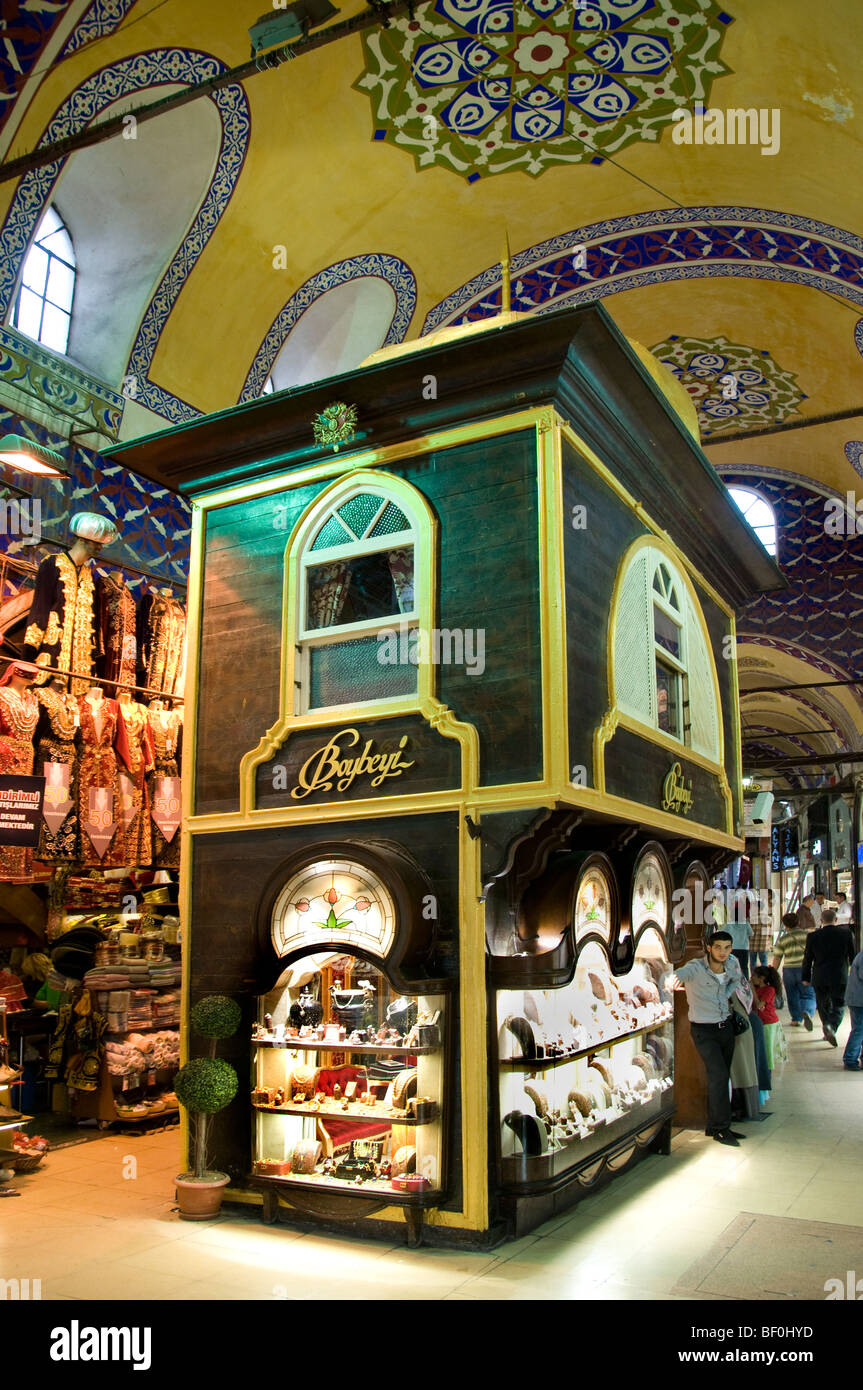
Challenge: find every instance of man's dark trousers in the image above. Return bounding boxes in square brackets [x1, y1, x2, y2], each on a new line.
[815, 982, 845, 1034]
[690, 1017, 736, 1134]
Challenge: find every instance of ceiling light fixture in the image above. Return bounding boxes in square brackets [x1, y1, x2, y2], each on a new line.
[249, 0, 339, 56]
[0, 433, 67, 477]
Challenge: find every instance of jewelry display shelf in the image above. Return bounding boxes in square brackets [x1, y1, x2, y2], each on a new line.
[252, 1101, 437, 1126]
[249, 1168, 444, 1244]
[499, 1017, 673, 1071]
[253, 1038, 438, 1056]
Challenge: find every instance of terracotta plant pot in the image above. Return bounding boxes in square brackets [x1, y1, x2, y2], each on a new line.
[174, 1172, 230, 1220]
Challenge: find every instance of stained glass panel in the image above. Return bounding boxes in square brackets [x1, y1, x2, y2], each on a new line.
[368, 501, 409, 538]
[338, 493, 383, 538]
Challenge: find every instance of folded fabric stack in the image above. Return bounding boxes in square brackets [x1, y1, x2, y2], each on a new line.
[83, 967, 132, 990]
[148, 962, 181, 988]
[152, 991, 180, 1026]
[127, 990, 156, 1027]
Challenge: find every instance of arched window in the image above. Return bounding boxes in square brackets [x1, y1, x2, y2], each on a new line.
[296, 485, 420, 712]
[11, 206, 75, 354]
[728, 487, 777, 555]
[611, 542, 721, 763]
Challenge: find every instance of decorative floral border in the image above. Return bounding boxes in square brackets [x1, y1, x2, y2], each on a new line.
[60, 0, 139, 58]
[422, 206, 863, 332]
[239, 254, 417, 402]
[0, 49, 251, 426]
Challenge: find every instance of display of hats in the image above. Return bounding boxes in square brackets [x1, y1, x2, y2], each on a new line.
[70, 512, 119, 545]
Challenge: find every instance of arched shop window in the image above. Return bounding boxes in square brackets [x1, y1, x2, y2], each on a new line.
[293, 482, 424, 712]
[11, 205, 76, 354]
[727, 487, 777, 556]
[611, 542, 721, 763]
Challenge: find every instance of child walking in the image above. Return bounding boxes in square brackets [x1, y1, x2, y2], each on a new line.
[751, 965, 783, 1096]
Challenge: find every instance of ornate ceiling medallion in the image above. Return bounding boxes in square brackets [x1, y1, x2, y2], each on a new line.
[649, 333, 807, 436]
[355, 0, 734, 180]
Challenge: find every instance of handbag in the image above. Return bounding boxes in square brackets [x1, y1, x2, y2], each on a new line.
[730, 1008, 750, 1035]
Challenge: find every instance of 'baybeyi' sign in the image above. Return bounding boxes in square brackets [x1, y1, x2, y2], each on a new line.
[290, 727, 415, 800]
[661, 761, 693, 816]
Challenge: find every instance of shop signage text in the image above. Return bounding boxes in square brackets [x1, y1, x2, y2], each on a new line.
[290, 728, 415, 800]
[0, 774, 44, 846]
[661, 761, 694, 816]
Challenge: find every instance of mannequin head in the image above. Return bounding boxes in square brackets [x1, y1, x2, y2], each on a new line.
[68, 536, 102, 566]
[1, 660, 38, 692]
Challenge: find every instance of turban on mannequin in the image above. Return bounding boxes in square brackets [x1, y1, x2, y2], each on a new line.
[70, 512, 118, 545]
[0, 660, 39, 686]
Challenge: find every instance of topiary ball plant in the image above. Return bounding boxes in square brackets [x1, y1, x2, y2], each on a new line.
[175, 1057, 238, 1115]
[177, 994, 242, 1182]
[190, 995, 241, 1042]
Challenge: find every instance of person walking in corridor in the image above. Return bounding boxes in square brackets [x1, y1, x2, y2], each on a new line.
[670, 931, 746, 1147]
[843, 946, 863, 1071]
[772, 910, 815, 1030]
[802, 907, 855, 1047]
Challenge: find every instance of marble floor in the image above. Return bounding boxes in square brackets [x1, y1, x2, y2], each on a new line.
[4, 1016, 863, 1301]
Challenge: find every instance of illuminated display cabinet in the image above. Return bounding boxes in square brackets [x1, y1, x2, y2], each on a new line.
[111, 303, 782, 1246]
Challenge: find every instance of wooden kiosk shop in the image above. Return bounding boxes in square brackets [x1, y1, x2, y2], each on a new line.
[109, 303, 782, 1247]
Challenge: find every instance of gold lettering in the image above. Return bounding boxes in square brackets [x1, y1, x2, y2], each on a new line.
[289, 728, 414, 799]
[661, 761, 694, 816]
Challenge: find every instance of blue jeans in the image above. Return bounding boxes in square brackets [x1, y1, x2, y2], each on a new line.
[844, 1007, 863, 1067]
[750, 950, 768, 971]
[783, 966, 816, 1023]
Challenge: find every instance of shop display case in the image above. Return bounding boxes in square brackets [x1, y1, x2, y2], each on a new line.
[497, 930, 673, 1186]
[490, 845, 677, 1231]
[250, 952, 448, 1234]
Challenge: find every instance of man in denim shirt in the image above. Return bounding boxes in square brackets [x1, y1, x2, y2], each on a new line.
[670, 931, 747, 1147]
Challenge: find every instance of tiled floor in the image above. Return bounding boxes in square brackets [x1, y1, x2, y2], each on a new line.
[5, 1017, 863, 1301]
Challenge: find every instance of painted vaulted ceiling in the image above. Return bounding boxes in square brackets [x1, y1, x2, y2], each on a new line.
[0, 0, 861, 792]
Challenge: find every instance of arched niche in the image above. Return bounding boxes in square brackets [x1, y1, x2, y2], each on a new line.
[266, 277, 398, 392]
[48, 88, 222, 385]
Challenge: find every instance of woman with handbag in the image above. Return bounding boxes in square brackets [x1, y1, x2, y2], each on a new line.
[669, 930, 748, 1147]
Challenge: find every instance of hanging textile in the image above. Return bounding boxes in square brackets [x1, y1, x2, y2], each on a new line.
[0, 678, 39, 882]
[147, 704, 182, 869]
[95, 572, 137, 691]
[308, 562, 352, 629]
[117, 698, 154, 867]
[387, 549, 414, 613]
[33, 686, 80, 863]
[137, 591, 186, 695]
[77, 694, 132, 868]
[23, 553, 99, 694]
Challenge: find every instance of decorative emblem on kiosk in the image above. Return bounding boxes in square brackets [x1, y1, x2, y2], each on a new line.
[312, 401, 358, 452]
[271, 859, 396, 958]
[661, 761, 693, 816]
[290, 728, 415, 800]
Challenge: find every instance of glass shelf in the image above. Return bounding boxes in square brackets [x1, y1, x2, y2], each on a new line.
[253, 1038, 438, 1056]
[499, 1017, 674, 1071]
[252, 1101, 437, 1126]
